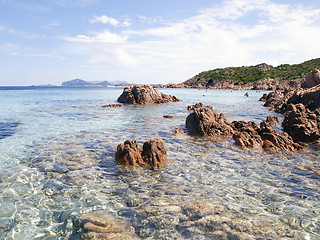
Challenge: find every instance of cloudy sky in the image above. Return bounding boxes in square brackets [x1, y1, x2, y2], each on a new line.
[1, 0, 320, 86]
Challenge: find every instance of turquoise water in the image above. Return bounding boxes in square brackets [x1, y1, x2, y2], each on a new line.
[0, 87, 319, 239]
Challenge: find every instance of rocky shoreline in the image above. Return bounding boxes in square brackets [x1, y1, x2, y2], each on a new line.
[157, 78, 302, 90]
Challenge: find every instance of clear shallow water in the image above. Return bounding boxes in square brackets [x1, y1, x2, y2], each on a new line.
[0, 87, 319, 239]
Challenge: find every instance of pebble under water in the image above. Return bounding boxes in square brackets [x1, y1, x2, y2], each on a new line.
[0, 87, 319, 239]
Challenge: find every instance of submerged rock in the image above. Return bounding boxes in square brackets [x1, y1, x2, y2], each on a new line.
[117, 85, 181, 104]
[185, 103, 234, 137]
[115, 138, 167, 169]
[78, 210, 139, 240]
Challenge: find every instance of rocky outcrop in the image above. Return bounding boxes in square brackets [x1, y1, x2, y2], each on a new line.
[115, 138, 167, 169]
[232, 119, 303, 152]
[282, 103, 320, 144]
[265, 115, 280, 126]
[117, 85, 181, 104]
[232, 121, 263, 149]
[185, 103, 234, 137]
[102, 104, 122, 107]
[260, 69, 320, 146]
[301, 68, 320, 88]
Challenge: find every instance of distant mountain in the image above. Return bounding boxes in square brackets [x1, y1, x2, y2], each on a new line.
[61, 79, 129, 87]
[61, 79, 90, 87]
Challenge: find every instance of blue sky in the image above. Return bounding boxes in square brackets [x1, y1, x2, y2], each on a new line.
[1, 0, 320, 86]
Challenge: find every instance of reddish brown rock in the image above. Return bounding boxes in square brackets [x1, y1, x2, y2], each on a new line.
[282, 103, 320, 144]
[163, 115, 174, 118]
[117, 85, 181, 104]
[115, 138, 167, 169]
[115, 140, 144, 166]
[259, 122, 303, 152]
[232, 118, 303, 152]
[187, 102, 204, 111]
[174, 128, 185, 134]
[232, 121, 263, 149]
[102, 104, 122, 107]
[141, 138, 167, 169]
[185, 103, 234, 137]
[301, 68, 320, 89]
[265, 115, 280, 126]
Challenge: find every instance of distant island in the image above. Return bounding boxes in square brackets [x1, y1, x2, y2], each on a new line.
[61, 79, 129, 87]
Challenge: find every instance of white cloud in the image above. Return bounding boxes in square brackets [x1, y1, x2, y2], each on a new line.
[90, 15, 120, 26]
[63, 0, 320, 83]
[90, 15, 131, 27]
[65, 30, 128, 43]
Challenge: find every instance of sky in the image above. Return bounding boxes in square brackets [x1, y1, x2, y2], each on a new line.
[0, 0, 320, 86]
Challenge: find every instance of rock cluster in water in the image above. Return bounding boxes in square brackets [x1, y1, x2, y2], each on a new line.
[117, 84, 181, 104]
[185, 103, 234, 137]
[261, 68, 320, 146]
[115, 138, 167, 169]
[185, 103, 302, 152]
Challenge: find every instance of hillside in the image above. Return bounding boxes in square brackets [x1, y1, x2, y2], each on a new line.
[184, 58, 320, 87]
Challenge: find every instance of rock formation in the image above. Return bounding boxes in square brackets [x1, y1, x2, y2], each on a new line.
[232, 119, 303, 152]
[185, 103, 234, 137]
[115, 138, 167, 169]
[117, 85, 181, 104]
[261, 69, 320, 146]
[301, 68, 320, 88]
[265, 115, 280, 126]
[102, 104, 122, 107]
[185, 103, 302, 151]
[232, 121, 263, 149]
[282, 103, 320, 144]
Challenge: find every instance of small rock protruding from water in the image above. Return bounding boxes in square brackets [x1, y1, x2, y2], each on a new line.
[115, 138, 167, 169]
[185, 102, 234, 137]
[244, 92, 249, 97]
[117, 85, 181, 104]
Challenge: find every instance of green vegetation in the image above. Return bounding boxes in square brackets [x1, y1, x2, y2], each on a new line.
[184, 58, 320, 86]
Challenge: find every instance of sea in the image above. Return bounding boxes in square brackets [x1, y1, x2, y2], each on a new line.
[0, 86, 319, 239]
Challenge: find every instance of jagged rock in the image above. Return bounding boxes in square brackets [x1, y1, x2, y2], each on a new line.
[115, 140, 144, 166]
[232, 118, 303, 152]
[141, 138, 167, 169]
[232, 121, 263, 149]
[263, 88, 297, 113]
[301, 69, 320, 88]
[185, 103, 234, 137]
[186, 102, 204, 111]
[115, 138, 167, 169]
[282, 103, 320, 144]
[259, 122, 303, 152]
[265, 115, 280, 126]
[259, 93, 268, 102]
[117, 85, 181, 104]
[102, 104, 122, 107]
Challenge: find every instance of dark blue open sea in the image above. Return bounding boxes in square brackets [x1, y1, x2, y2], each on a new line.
[0, 86, 319, 239]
